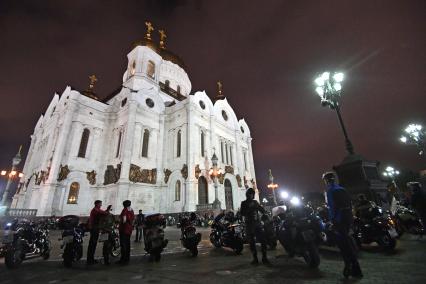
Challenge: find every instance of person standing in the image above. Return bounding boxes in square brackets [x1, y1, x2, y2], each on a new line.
[240, 188, 269, 265]
[117, 200, 135, 265]
[407, 182, 426, 225]
[87, 200, 109, 265]
[135, 209, 145, 243]
[322, 172, 363, 279]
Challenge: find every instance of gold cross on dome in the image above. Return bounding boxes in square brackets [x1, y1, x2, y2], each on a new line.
[88, 75, 97, 89]
[159, 29, 167, 49]
[217, 81, 223, 95]
[145, 21, 154, 40]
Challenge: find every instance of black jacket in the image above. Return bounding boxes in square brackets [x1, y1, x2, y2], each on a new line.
[240, 199, 265, 225]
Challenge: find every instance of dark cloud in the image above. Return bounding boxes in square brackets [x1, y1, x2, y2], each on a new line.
[0, 0, 425, 198]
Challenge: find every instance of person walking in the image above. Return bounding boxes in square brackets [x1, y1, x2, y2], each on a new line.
[117, 200, 135, 265]
[135, 209, 145, 243]
[86, 200, 109, 265]
[322, 172, 363, 279]
[240, 188, 269, 265]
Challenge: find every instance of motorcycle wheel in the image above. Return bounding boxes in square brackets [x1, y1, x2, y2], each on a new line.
[110, 238, 121, 257]
[191, 246, 198, 257]
[378, 233, 396, 250]
[210, 232, 221, 248]
[233, 240, 244, 255]
[63, 244, 74, 268]
[5, 246, 24, 269]
[303, 243, 320, 269]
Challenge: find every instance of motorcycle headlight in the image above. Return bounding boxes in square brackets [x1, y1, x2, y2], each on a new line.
[6, 222, 12, 227]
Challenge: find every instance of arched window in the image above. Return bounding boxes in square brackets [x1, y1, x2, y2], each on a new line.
[175, 180, 181, 201]
[142, 129, 149, 158]
[177, 85, 181, 94]
[177, 130, 181, 157]
[147, 60, 155, 78]
[78, 128, 90, 158]
[116, 130, 122, 158]
[201, 131, 205, 157]
[130, 60, 136, 76]
[67, 182, 80, 204]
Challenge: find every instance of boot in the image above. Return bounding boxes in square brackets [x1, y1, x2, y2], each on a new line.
[251, 254, 259, 265]
[351, 262, 363, 278]
[261, 251, 270, 265]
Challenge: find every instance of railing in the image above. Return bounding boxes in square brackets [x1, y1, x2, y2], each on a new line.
[5, 208, 38, 217]
[196, 204, 214, 211]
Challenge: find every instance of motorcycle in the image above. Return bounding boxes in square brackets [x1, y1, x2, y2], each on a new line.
[261, 213, 277, 250]
[391, 205, 424, 236]
[209, 220, 244, 254]
[180, 217, 202, 256]
[58, 215, 85, 267]
[144, 213, 169, 262]
[353, 206, 398, 250]
[277, 205, 321, 268]
[99, 224, 121, 264]
[2, 219, 51, 269]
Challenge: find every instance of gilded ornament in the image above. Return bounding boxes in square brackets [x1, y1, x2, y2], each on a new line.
[225, 165, 234, 175]
[195, 164, 201, 179]
[86, 170, 97, 185]
[129, 164, 157, 184]
[57, 164, 70, 182]
[181, 164, 188, 180]
[159, 29, 166, 49]
[104, 163, 121, 185]
[145, 21, 154, 40]
[164, 169, 172, 183]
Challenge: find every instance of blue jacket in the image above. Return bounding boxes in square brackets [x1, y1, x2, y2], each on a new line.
[326, 183, 348, 223]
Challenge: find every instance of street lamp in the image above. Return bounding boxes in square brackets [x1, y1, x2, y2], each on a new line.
[290, 196, 301, 206]
[209, 151, 222, 209]
[1, 146, 23, 207]
[267, 169, 279, 206]
[280, 191, 289, 200]
[314, 71, 355, 155]
[400, 123, 425, 155]
[383, 166, 401, 199]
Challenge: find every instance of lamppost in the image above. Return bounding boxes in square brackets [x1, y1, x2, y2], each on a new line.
[383, 166, 400, 199]
[1, 146, 23, 207]
[314, 71, 355, 155]
[209, 151, 222, 209]
[400, 123, 425, 155]
[267, 169, 278, 206]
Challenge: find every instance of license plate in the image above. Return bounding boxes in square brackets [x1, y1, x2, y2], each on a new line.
[301, 230, 315, 242]
[388, 228, 398, 238]
[2, 233, 14, 244]
[98, 233, 109, 242]
[62, 235, 74, 244]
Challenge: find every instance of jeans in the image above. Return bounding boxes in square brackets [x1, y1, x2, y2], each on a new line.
[246, 223, 267, 258]
[334, 223, 360, 270]
[120, 233, 131, 263]
[87, 229, 99, 263]
[135, 227, 143, 242]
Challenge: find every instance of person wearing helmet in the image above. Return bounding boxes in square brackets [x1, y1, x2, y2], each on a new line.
[322, 172, 362, 279]
[240, 188, 269, 265]
[407, 182, 426, 225]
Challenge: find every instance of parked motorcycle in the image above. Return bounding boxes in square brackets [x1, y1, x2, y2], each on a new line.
[180, 217, 202, 256]
[353, 206, 398, 250]
[2, 219, 51, 269]
[144, 213, 169, 262]
[58, 215, 85, 267]
[261, 213, 277, 250]
[277, 205, 321, 268]
[99, 224, 121, 264]
[391, 205, 424, 236]
[209, 220, 244, 254]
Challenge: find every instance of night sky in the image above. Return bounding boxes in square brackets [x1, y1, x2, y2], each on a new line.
[0, 0, 425, 199]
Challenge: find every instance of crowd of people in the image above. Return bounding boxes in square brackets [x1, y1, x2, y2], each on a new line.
[76, 172, 426, 280]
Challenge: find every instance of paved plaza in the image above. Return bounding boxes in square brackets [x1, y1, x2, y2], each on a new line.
[1, 227, 426, 284]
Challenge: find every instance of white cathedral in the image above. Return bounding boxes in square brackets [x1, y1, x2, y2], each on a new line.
[11, 24, 257, 216]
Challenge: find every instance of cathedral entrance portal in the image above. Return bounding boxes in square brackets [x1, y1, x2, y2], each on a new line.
[224, 179, 233, 210]
[198, 176, 208, 205]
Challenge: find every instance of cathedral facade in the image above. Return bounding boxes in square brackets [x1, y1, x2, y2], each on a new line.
[12, 25, 257, 216]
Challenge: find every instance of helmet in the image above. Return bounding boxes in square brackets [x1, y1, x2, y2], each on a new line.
[246, 187, 255, 197]
[322, 171, 335, 182]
